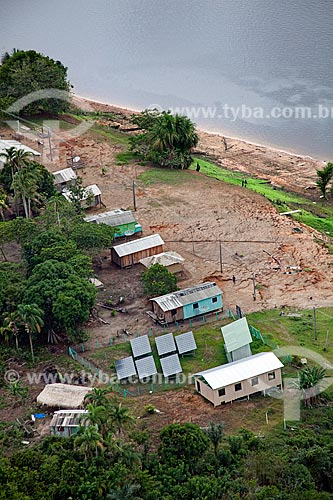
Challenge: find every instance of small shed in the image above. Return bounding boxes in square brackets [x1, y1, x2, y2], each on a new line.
[150, 282, 223, 324]
[85, 209, 142, 237]
[221, 317, 253, 362]
[111, 234, 164, 268]
[194, 352, 283, 406]
[140, 251, 185, 275]
[50, 409, 88, 437]
[62, 184, 102, 208]
[0, 139, 41, 169]
[53, 167, 77, 192]
[37, 383, 92, 408]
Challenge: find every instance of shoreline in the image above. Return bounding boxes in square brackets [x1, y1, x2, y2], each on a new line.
[75, 94, 323, 194]
[75, 93, 325, 166]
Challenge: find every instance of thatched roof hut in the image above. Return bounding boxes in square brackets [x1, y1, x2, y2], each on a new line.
[37, 383, 92, 408]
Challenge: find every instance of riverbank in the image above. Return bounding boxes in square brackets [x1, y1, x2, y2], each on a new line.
[76, 94, 325, 196]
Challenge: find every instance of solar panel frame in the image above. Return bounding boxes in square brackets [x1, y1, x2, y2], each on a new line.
[115, 356, 137, 380]
[175, 331, 197, 355]
[135, 355, 158, 380]
[130, 335, 152, 358]
[160, 353, 182, 377]
[155, 333, 176, 356]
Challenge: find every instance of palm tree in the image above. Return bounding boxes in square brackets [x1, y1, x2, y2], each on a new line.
[81, 403, 110, 437]
[11, 167, 40, 218]
[110, 401, 135, 436]
[84, 387, 111, 408]
[74, 425, 104, 462]
[299, 366, 327, 406]
[3, 312, 20, 349]
[205, 421, 225, 457]
[15, 303, 44, 362]
[107, 483, 143, 500]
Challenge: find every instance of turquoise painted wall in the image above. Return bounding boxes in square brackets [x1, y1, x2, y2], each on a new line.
[114, 222, 142, 238]
[183, 294, 223, 319]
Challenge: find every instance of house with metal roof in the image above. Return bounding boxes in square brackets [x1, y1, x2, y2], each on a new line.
[0, 139, 41, 169]
[140, 251, 185, 275]
[62, 184, 102, 208]
[50, 409, 88, 437]
[150, 282, 223, 324]
[111, 234, 164, 268]
[85, 209, 142, 238]
[194, 352, 283, 406]
[221, 317, 253, 362]
[52, 167, 77, 191]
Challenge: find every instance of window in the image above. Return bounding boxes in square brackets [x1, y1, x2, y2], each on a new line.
[251, 377, 259, 386]
[218, 388, 225, 397]
[171, 309, 177, 316]
[235, 382, 242, 391]
[268, 372, 276, 381]
[196, 381, 201, 393]
[193, 303, 199, 309]
[212, 297, 218, 303]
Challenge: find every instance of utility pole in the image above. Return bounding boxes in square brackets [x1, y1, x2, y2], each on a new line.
[219, 241, 223, 273]
[252, 274, 256, 301]
[47, 127, 53, 161]
[313, 306, 317, 340]
[132, 180, 137, 211]
[191, 230, 195, 254]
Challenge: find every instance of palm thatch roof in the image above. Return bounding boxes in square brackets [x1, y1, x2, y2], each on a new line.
[37, 383, 92, 408]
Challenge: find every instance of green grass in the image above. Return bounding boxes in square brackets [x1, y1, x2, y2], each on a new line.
[89, 124, 129, 146]
[191, 157, 333, 237]
[115, 151, 138, 165]
[138, 167, 193, 185]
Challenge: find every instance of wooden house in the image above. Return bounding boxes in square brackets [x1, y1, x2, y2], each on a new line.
[194, 352, 283, 406]
[111, 234, 164, 268]
[150, 282, 223, 324]
[50, 409, 88, 437]
[85, 209, 142, 237]
[140, 251, 184, 275]
[221, 317, 253, 362]
[53, 167, 77, 192]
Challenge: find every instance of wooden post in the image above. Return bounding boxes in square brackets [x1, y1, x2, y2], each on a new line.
[325, 329, 329, 350]
[132, 180, 137, 211]
[252, 274, 256, 301]
[313, 306, 317, 340]
[219, 241, 223, 273]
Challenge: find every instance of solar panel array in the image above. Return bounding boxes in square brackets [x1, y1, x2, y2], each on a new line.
[115, 356, 137, 380]
[160, 353, 182, 377]
[175, 331, 197, 355]
[130, 335, 152, 359]
[135, 355, 158, 380]
[155, 332, 176, 357]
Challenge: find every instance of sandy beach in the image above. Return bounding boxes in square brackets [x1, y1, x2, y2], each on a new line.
[76, 95, 324, 195]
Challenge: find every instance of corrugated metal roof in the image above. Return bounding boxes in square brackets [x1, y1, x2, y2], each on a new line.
[221, 317, 253, 353]
[50, 410, 88, 428]
[113, 234, 164, 257]
[195, 352, 283, 390]
[53, 167, 77, 184]
[85, 209, 136, 226]
[0, 139, 41, 160]
[151, 282, 222, 312]
[139, 251, 184, 268]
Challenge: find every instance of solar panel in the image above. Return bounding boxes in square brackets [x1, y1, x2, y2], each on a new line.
[135, 356, 158, 380]
[160, 353, 182, 377]
[130, 335, 152, 359]
[175, 331, 197, 355]
[155, 333, 176, 356]
[115, 356, 137, 380]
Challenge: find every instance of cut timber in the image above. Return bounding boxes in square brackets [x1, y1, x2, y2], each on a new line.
[280, 210, 301, 215]
[263, 249, 281, 267]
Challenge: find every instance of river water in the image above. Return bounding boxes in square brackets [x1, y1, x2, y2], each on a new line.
[1, 0, 333, 159]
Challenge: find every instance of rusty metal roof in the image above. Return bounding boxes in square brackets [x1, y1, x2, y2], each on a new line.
[151, 282, 222, 312]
